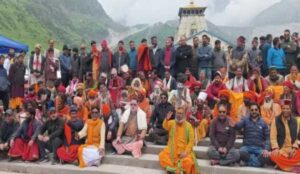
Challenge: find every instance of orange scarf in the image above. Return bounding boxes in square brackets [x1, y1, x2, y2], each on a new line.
[86, 119, 102, 146]
[137, 44, 152, 71]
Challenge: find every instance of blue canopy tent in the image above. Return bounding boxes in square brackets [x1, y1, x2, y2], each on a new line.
[0, 35, 29, 54]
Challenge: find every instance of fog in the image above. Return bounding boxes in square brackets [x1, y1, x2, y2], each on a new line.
[98, 0, 280, 26]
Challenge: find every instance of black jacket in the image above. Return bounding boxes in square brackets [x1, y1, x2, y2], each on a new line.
[39, 118, 64, 140]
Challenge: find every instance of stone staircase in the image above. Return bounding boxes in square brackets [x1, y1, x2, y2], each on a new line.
[0, 138, 290, 174]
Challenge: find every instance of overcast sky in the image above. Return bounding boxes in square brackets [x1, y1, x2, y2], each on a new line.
[98, 0, 280, 26]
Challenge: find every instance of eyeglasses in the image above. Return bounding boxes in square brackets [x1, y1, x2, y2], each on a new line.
[250, 109, 258, 111]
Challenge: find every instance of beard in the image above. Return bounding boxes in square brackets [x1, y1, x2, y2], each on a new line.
[270, 75, 279, 82]
[175, 117, 185, 124]
[262, 99, 273, 110]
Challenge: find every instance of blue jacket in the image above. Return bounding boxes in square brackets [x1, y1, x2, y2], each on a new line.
[198, 44, 213, 68]
[267, 47, 286, 69]
[262, 42, 271, 70]
[128, 49, 137, 71]
[59, 54, 71, 74]
[234, 116, 270, 150]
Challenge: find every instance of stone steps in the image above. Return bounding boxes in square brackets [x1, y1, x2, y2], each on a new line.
[198, 138, 243, 148]
[0, 161, 164, 174]
[103, 154, 289, 174]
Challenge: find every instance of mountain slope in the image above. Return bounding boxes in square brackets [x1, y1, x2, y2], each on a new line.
[123, 22, 177, 47]
[0, 0, 126, 50]
[251, 0, 300, 26]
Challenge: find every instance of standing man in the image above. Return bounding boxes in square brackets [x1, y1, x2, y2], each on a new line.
[113, 40, 129, 74]
[29, 44, 45, 86]
[261, 34, 273, 76]
[267, 38, 286, 75]
[9, 55, 26, 110]
[71, 48, 80, 80]
[150, 36, 162, 70]
[128, 41, 138, 75]
[137, 39, 152, 72]
[175, 36, 192, 75]
[248, 38, 262, 71]
[44, 48, 59, 84]
[112, 98, 147, 158]
[281, 29, 298, 71]
[79, 44, 90, 82]
[191, 37, 199, 79]
[212, 40, 227, 76]
[44, 39, 60, 58]
[159, 106, 199, 174]
[198, 35, 213, 80]
[59, 45, 71, 87]
[229, 36, 248, 78]
[99, 40, 113, 75]
[159, 37, 176, 78]
[0, 55, 9, 110]
[4, 48, 15, 75]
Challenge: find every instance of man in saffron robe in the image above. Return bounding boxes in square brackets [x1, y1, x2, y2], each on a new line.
[108, 68, 123, 108]
[73, 96, 89, 123]
[57, 105, 84, 164]
[55, 85, 70, 119]
[112, 98, 147, 158]
[270, 100, 300, 172]
[260, 90, 282, 125]
[159, 106, 199, 174]
[8, 108, 41, 161]
[137, 39, 152, 72]
[91, 41, 100, 82]
[76, 106, 105, 168]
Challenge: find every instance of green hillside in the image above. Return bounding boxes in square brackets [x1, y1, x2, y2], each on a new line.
[0, 0, 126, 51]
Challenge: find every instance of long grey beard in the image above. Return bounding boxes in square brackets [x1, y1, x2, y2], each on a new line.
[262, 100, 273, 110]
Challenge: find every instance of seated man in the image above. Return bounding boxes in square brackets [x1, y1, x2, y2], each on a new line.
[237, 91, 257, 121]
[148, 92, 175, 145]
[37, 107, 64, 164]
[234, 103, 270, 167]
[159, 106, 199, 174]
[0, 110, 19, 153]
[260, 89, 281, 125]
[57, 105, 84, 164]
[100, 104, 119, 151]
[208, 103, 239, 166]
[8, 108, 41, 161]
[265, 67, 284, 86]
[77, 106, 105, 168]
[270, 100, 300, 172]
[112, 98, 147, 158]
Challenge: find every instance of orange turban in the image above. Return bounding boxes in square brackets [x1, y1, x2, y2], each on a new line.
[88, 90, 98, 98]
[138, 89, 147, 97]
[218, 89, 230, 99]
[102, 104, 111, 117]
[243, 91, 257, 103]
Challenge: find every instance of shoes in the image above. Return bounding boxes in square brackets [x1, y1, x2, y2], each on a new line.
[39, 156, 49, 163]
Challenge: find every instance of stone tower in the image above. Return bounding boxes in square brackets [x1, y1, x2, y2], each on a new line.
[175, 0, 208, 42]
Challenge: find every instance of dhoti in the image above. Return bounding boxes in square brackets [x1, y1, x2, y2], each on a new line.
[271, 150, 300, 172]
[78, 145, 102, 168]
[159, 148, 197, 174]
[112, 139, 143, 158]
[8, 138, 39, 161]
[57, 145, 79, 163]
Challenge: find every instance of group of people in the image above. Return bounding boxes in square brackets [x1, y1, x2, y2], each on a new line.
[0, 28, 299, 173]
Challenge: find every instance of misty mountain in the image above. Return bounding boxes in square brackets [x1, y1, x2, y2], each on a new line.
[251, 0, 300, 26]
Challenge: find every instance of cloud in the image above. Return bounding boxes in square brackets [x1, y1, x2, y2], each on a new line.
[98, 0, 280, 26]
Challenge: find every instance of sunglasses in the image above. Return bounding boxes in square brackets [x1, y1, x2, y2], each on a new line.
[251, 109, 258, 111]
[219, 111, 227, 114]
